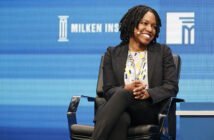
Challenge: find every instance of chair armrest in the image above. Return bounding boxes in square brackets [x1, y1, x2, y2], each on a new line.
[158, 97, 184, 120]
[171, 97, 185, 102]
[67, 95, 95, 113]
[67, 95, 95, 126]
[67, 95, 95, 139]
[67, 95, 95, 138]
[67, 96, 81, 114]
[159, 97, 185, 140]
[81, 95, 96, 102]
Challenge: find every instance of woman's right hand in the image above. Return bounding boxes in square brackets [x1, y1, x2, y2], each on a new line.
[124, 82, 136, 91]
[124, 80, 146, 91]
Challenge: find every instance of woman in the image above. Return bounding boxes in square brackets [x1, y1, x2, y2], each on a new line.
[92, 5, 178, 140]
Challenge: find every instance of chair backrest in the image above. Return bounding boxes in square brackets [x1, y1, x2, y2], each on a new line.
[96, 56, 104, 97]
[96, 54, 181, 97]
[172, 54, 181, 80]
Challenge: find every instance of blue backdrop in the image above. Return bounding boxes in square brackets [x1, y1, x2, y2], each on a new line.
[0, 0, 214, 139]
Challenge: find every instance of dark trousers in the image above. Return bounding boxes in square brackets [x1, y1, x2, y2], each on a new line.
[92, 90, 160, 140]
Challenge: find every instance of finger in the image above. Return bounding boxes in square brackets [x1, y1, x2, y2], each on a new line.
[135, 83, 147, 89]
[133, 88, 142, 93]
[133, 91, 141, 96]
[133, 86, 145, 92]
[135, 94, 144, 99]
[134, 83, 141, 87]
[134, 80, 141, 83]
[140, 84, 147, 89]
[134, 95, 142, 99]
[134, 81, 142, 85]
[133, 80, 141, 85]
[142, 95, 148, 99]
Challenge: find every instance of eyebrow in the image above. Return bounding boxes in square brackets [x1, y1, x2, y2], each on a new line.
[140, 19, 157, 26]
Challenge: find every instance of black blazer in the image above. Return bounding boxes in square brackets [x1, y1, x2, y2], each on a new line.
[103, 43, 178, 104]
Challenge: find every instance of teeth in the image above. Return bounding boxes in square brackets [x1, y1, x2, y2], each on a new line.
[143, 34, 150, 38]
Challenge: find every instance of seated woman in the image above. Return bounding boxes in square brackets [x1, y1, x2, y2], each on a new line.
[92, 5, 178, 140]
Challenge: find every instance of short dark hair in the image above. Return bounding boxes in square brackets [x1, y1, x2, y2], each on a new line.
[119, 5, 162, 45]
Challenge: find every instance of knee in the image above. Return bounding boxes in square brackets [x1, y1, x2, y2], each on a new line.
[114, 90, 133, 101]
[117, 112, 131, 127]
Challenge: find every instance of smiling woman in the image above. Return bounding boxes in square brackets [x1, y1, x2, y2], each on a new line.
[92, 5, 178, 140]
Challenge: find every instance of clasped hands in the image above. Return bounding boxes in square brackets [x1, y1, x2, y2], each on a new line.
[124, 80, 150, 100]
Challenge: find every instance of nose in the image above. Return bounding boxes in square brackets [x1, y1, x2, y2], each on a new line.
[146, 24, 153, 32]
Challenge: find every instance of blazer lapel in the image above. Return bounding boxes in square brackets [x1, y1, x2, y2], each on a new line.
[115, 45, 128, 85]
[147, 44, 157, 87]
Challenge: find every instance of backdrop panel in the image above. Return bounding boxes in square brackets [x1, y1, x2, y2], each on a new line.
[0, 0, 214, 139]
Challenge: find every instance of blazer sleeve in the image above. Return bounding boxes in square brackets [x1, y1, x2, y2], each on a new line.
[102, 47, 130, 100]
[147, 45, 179, 104]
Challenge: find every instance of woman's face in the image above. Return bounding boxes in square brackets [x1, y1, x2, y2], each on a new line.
[133, 11, 157, 45]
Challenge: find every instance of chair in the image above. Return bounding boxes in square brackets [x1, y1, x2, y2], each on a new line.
[67, 54, 184, 140]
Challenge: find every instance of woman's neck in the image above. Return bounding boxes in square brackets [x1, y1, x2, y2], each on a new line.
[128, 39, 147, 52]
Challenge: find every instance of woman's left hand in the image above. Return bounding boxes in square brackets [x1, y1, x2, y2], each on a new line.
[133, 87, 150, 100]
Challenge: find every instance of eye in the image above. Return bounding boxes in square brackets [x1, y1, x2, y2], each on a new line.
[140, 20, 157, 30]
[152, 25, 157, 30]
[140, 21, 148, 26]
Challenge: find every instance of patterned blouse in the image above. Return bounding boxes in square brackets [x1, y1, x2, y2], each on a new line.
[124, 50, 149, 89]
